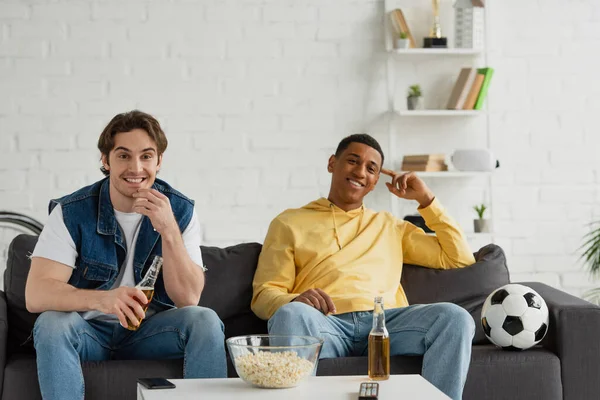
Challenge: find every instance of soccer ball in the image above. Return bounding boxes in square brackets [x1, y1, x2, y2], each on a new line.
[481, 284, 549, 350]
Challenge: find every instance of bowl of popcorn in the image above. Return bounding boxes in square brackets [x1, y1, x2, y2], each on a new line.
[226, 335, 323, 389]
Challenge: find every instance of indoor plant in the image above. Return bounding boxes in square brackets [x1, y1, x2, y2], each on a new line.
[473, 204, 491, 233]
[579, 222, 600, 305]
[407, 84, 423, 110]
[396, 32, 410, 49]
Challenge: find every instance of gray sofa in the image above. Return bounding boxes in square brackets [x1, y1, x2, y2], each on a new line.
[1, 234, 599, 399]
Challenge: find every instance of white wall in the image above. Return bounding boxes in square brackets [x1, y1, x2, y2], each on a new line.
[0, 0, 598, 296]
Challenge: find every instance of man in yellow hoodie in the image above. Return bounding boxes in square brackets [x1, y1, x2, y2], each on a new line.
[252, 134, 476, 400]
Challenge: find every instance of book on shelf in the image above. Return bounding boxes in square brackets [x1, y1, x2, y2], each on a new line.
[402, 154, 446, 163]
[474, 67, 494, 110]
[389, 9, 416, 49]
[401, 154, 448, 172]
[401, 161, 448, 172]
[462, 72, 485, 110]
[446, 68, 478, 110]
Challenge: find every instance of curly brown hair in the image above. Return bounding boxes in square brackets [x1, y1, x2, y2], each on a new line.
[97, 110, 168, 176]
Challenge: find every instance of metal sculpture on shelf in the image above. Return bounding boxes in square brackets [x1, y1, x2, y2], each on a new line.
[424, 0, 448, 48]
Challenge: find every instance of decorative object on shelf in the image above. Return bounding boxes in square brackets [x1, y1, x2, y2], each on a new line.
[454, 0, 485, 49]
[423, 0, 448, 48]
[395, 32, 410, 49]
[451, 149, 499, 171]
[473, 203, 491, 233]
[578, 222, 600, 305]
[407, 84, 424, 110]
[389, 9, 416, 48]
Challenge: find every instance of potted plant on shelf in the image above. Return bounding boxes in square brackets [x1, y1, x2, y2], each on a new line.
[473, 204, 491, 233]
[396, 32, 410, 49]
[407, 84, 423, 110]
[579, 222, 600, 305]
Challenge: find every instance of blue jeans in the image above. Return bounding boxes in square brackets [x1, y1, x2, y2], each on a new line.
[268, 302, 475, 400]
[33, 306, 227, 400]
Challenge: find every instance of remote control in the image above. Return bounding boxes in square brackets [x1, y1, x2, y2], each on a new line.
[359, 382, 379, 399]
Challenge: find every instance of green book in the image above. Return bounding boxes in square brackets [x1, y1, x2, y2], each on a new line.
[474, 67, 494, 110]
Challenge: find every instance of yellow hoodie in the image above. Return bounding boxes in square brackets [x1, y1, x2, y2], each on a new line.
[251, 197, 475, 320]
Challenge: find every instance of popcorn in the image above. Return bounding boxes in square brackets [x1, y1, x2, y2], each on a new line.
[234, 350, 315, 388]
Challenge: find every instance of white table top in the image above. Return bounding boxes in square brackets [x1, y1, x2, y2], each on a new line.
[137, 375, 450, 400]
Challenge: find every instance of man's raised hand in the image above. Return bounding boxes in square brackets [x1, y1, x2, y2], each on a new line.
[381, 168, 435, 208]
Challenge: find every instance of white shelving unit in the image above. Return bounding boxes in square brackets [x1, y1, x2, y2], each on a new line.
[383, 0, 494, 243]
[401, 171, 490, 178]
[390, 48, 483, 56]
[396, 110, 482, 117]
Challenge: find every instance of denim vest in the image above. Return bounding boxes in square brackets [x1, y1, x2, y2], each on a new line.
[49, 177, 195, 309]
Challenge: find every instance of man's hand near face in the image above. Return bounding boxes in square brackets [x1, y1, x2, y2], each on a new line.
[381, 168, 435, 209]
[132, 189, 179, 234]
[293, 288, 337, 315]
[132, 188, 205, 307]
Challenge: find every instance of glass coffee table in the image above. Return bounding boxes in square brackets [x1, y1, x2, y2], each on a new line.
[137, 375, 451, 399]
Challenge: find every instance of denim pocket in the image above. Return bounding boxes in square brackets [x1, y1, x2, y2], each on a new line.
[80, 260, 114, 282]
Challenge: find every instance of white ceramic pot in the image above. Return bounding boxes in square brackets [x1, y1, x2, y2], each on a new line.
[407, 96, 424, 110]
[395, 38, 410, 49]
[474, 219, 492, 233]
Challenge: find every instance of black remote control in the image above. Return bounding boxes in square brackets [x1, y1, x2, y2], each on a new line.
[359, 382, 379, 399]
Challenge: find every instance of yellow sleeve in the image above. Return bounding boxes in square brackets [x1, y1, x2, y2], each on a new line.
[401, 198, 476, 269]
[251, 217, 298, 320]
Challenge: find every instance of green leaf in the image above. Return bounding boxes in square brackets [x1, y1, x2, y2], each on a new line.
[473, 204, 487, 219]
[579, 222, 600, 277]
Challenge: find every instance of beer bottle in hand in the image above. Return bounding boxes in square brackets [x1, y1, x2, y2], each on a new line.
[368, 296, 390, 380]
[127, 255, 163, 331]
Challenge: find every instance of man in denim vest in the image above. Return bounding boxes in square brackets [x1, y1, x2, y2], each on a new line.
[25, 110, 226, 400]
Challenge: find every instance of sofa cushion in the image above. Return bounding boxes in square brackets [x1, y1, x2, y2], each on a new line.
[199, 243, 262, 321]
[401, 244, 510, 344]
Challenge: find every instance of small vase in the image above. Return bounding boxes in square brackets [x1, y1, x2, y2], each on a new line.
[407, 96, 423, 110]
[395, 38, 410, 49]
[474, 219, 492, 233]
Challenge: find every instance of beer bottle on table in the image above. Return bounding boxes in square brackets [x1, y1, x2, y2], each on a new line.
[127, 255, 163, 331]
[368, 296, 390, 380]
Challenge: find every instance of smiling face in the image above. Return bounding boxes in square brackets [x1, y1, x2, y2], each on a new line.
[101, 128, 162, 212]
[327, 142, 382, 211]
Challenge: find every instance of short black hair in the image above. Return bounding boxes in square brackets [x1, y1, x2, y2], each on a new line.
[334, 133, 384, 167]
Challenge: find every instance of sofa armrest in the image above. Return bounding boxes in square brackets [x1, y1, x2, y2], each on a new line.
[0, 290, 7, 396]
[520, 282, 600, 400]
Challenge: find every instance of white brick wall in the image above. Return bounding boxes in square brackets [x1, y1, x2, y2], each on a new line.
[489, 0, 600, 297]
[0, 0, 599, 297]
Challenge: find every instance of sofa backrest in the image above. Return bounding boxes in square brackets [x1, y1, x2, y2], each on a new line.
[4, 234, 509, 353]
[3, 234, 267, 353]
[199, 243, 262, 320]
[402, 244, 510, 343]
[4, 234, 38, 353]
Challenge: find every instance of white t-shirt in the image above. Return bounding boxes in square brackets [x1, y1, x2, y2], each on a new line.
[32, 203, 204, 322]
